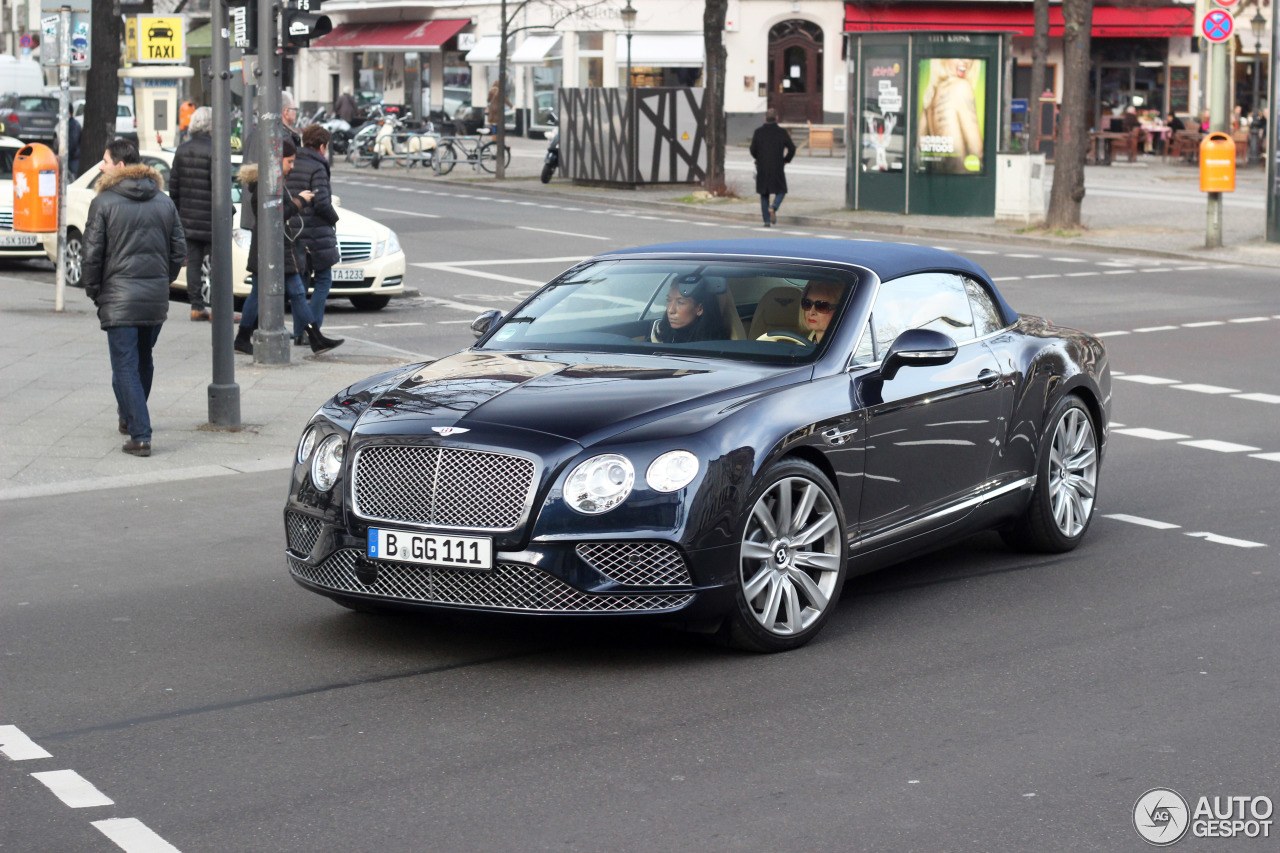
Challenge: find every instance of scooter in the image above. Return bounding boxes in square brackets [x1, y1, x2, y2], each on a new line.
[540, 112, 559, 184]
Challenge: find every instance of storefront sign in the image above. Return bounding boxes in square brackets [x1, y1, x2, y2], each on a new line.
[916, 57, 986, 174]
[862, 58, 905, 172]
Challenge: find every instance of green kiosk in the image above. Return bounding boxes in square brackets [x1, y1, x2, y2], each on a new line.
[847, 32, 1009, 216]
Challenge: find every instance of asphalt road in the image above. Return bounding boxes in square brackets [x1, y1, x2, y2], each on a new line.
[2, 180, 1278, 852]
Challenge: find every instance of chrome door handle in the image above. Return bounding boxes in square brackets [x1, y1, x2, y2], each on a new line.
[822, 426, 860, 446]
[978, 369, 1000, 387]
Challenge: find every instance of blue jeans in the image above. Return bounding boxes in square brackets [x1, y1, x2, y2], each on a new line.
[761, 192, 785, 224]
[106, 325, 162, 442]
[299, 266, 333, 335]
[240, 272, 316, 333]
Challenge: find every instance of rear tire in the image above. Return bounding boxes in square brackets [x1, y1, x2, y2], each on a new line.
[1001, 395, 1100, 553]
[64, 229, 84, 287]
[478, 142, 511, 173]
[433, 141, 458, 175]
[349, 294, 390, 311]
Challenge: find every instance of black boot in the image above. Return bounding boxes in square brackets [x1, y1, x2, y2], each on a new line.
[234, 325, 254, 355]
[305, 323, 344, 354]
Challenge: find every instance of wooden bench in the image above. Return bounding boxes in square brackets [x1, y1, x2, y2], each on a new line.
[807, 123, 836, 156]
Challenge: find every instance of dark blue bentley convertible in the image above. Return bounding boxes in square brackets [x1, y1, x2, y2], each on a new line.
[285, 240, 1111, 651]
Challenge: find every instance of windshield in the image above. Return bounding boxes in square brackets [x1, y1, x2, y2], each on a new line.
[479, 259, 859, 364]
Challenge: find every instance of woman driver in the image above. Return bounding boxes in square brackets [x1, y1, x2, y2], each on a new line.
[800, 279, 844, 344]
[651, 278, 727, 344]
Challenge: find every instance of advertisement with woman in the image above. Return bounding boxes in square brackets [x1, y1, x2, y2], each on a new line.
[917, 58, 986, 174]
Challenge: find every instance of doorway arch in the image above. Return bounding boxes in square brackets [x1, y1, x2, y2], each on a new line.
[768, 20, 824, 123]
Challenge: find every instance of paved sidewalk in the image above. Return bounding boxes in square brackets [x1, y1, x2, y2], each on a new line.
[0, 274, 430, 499]
[337, 135, 1280, 268]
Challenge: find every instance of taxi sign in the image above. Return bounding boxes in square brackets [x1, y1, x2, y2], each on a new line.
[126, 15, 185, 63]
[1201, 9, 1234, 42]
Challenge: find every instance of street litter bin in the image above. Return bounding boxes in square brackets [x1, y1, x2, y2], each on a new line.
[1199, 133, 1236, 193]
[12, 143, 59, 232]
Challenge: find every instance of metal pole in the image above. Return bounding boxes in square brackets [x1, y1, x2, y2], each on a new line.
[1207, 40, 1228, 248]
[209, 0, 241, 426]
[1250, 36, 1263, 164]
[626, 33, 632, 89]
[495, 0, 508, 180]
[254, 0, 289, 364]
[1269, 6, 1280, 242]
[54, 5, 70, 313]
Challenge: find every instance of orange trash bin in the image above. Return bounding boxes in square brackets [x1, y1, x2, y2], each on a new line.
[12, 143, 59, 233]
[1199, 132, 1236, 192]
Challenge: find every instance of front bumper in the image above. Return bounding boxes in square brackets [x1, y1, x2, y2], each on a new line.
[0, 229, 46, 258]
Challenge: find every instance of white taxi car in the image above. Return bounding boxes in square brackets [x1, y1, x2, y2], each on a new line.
[44, 150, 406, 310]
[0, 135, 48, 260]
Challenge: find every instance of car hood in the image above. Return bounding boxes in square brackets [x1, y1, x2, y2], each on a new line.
[358, 350, 802, 444]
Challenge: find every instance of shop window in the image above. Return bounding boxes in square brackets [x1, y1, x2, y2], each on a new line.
[532, 66, 562, 125]
[443, 53, 472, 119]
[356, 52, 385, 103]
[578, 31, 604, 88]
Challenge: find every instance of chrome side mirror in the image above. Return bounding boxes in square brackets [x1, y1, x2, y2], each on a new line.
[471, 309, 503, 339]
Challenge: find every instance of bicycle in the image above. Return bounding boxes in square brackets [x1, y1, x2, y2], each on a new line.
[432, 129, 511, 175]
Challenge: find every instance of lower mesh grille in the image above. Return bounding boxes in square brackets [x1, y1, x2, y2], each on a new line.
[289, 549, 694, 613]
[285, 512, 322, 556]
[576, 542, 692, 587]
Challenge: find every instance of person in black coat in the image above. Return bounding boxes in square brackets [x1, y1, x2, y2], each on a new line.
[286, 124, 341, 339]
[750, 109, 796, 227]
[169, 106, 215, 318]
[67, 115, 81, 178]
[81, 138, 186, 456]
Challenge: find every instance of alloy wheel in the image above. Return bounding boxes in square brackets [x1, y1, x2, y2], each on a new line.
[1048, 407, 1098, 538]
[739, 476, 842, 636]
[65, 233, 82, 286]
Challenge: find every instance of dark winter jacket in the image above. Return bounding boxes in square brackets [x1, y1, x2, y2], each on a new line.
[82, 164, 186, 329]
[169, 131, 214, 243]
[284, 147, 340, 270]
[749, 121, 796, 195]
[239, 163, 304, 277]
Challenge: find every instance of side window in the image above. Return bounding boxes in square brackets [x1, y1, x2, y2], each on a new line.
[964, 277, 1006, 336]
[868, 273, 976, 355]
[143, 157, 171, 187]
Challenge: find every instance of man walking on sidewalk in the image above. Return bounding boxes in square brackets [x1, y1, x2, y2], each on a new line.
[170, 106, 216, 320]
[750, 109, 795, 227]
[82, 138, 186, 457]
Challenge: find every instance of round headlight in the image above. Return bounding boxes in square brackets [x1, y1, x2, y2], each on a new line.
[565, 453, 635, 515]
[646, 450, 699, 493]
[297, 425, 320, 465]
[310, 434, 345, 492]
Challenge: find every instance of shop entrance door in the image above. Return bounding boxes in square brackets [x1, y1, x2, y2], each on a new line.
[768, 20, 824, 123]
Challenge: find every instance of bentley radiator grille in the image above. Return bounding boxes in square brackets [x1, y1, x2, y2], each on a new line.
[289, 550, 694, 613]
[285, 512, 322, 556]
[576, 542, 692, 587]
[354, 445, 535, 530]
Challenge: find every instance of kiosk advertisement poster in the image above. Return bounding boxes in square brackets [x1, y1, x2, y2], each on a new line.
[916, 58, 986, 174]
[862, 57, 905, 172]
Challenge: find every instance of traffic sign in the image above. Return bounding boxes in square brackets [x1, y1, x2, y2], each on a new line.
[1212, 0, 1239, 7]
[1201, 9, 1234, 42]
[126, 15, 185, 63]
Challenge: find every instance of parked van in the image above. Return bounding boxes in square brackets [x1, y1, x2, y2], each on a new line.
[0, 56, 47, 97]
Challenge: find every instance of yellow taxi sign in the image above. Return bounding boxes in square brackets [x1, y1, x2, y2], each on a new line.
[126, 15, 185, 63]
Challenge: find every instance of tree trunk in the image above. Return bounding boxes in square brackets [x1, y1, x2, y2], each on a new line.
[82, 0, 123, 167]
[1046, 0, 1092, 229]
[703, 0, 728, 195]
[1030, 0, 1049, 151]
[495, 0, 508, 180]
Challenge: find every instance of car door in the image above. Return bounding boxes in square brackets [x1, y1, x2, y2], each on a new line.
[850, 271, 1004, 540]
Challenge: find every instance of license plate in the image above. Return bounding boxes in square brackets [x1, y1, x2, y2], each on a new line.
[332, 268, 364, 282]
[0, 233, 38, 247]
[367, 527, 493, 570]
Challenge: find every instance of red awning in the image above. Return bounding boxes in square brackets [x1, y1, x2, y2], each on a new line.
[844, 4, 1194, 38]
[311, 19, 471, 51]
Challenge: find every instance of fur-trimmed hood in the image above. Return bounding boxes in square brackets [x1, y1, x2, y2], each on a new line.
[94, 163, 165, 200]
[237, 163, 258, 185]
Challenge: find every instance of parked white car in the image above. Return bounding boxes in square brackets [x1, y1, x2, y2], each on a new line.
[0, 134, 47, 259]
[43, 150, 406, 310]
[73, 98, 137, 140]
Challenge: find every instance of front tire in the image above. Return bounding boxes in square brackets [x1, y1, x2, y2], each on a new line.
[540, 162, 555, 183]
[1002, 395, 1099, 553]
[64, 229, 83, 287]
[349, 294, 390, 311]
[720, 458, 848, 652]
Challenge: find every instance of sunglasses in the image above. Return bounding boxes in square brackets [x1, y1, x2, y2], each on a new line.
[801, 298, 836, 313]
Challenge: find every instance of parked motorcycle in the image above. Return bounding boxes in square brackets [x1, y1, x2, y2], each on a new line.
[540, 112, 560, 184]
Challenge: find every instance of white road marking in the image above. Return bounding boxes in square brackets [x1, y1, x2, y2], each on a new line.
[931, 246, 956, 251]
[992, 276, 1021, 282]
[517, 226, 611, 240]
[413, 263, 543, 286]
[1066, 272, 1099, 277]
[373, 208, 441, 219]
[92, 818, 183, 853]
[1171, 383, 1241, 394]
[415, 294, 500, 314]
[963, 249, 998, 254]
[1134, 325, 1180, 332]
[316, 325, 363, 331]
[1114, 374, 1180, 385]
[1230, 316, 1271, 323]
[1178, 439, 1262, 453]
[440, 255, 587, 266]
[1111, 427, 1191, 440]
[1096, 331, 1130, 337]
[1104, 514, 1181, 530]
[374, 322, 424, 327]
[1025, 274, 1061, 280]
[1141, 268, 1171, 274]
[1182, 320, 1225, 327]
[1234, 392, 1280, 404]
[1005, 253, 1040, 258]
[1104, 270, 1135, 275]
[1050, 257, 1086, 263]
[1185, 532, 1267, 548]
[1249, 452, 1280, 462]
[31, 769, 114, 808]
[0, 725, 52, 760]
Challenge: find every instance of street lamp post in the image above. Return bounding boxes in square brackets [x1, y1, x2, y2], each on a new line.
[621, 0, 636, 88]
[1250, 9, 1266, 164]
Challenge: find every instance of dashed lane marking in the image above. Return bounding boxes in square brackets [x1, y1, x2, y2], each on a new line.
[1134, 325, 1179, 332]
[1024, 274, 1060, 279]
[517, 226, 611, 240]
[1103, 513, 1181, 530]
[1114, 375, 1179, 384]
[1178, 439, 1261, 453]
[1114, 374, 1278, 405]
[1111, 427, 1191, 440]
[1105, 515, 1268, 549]
[0, 725, 52, 760]
[31, 769, 114, 808]
[1112, 427, 1280, 463]
[92, 818, 183, 853]
[373, 208, 441, 218]
[1170, 383, 1241, 394]
[1050, 257, 1087, 263]
[1230, 316, 1271, 323]
[1233, 393, 1280, 404]
[1186, 532, 1268, 548]
[1182, 320, 1225, 327]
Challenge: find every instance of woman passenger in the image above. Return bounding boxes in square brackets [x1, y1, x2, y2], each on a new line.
[800, 279, 845, 344]
[651, 278, 727, 344]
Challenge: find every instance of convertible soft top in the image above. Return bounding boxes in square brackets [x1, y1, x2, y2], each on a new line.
[599, 238, 1019, 327]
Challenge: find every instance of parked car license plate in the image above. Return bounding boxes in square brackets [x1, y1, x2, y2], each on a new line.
[0, 234, 38, 247]
[367, 527, 493, 570]
[332, 268, 365, 282]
